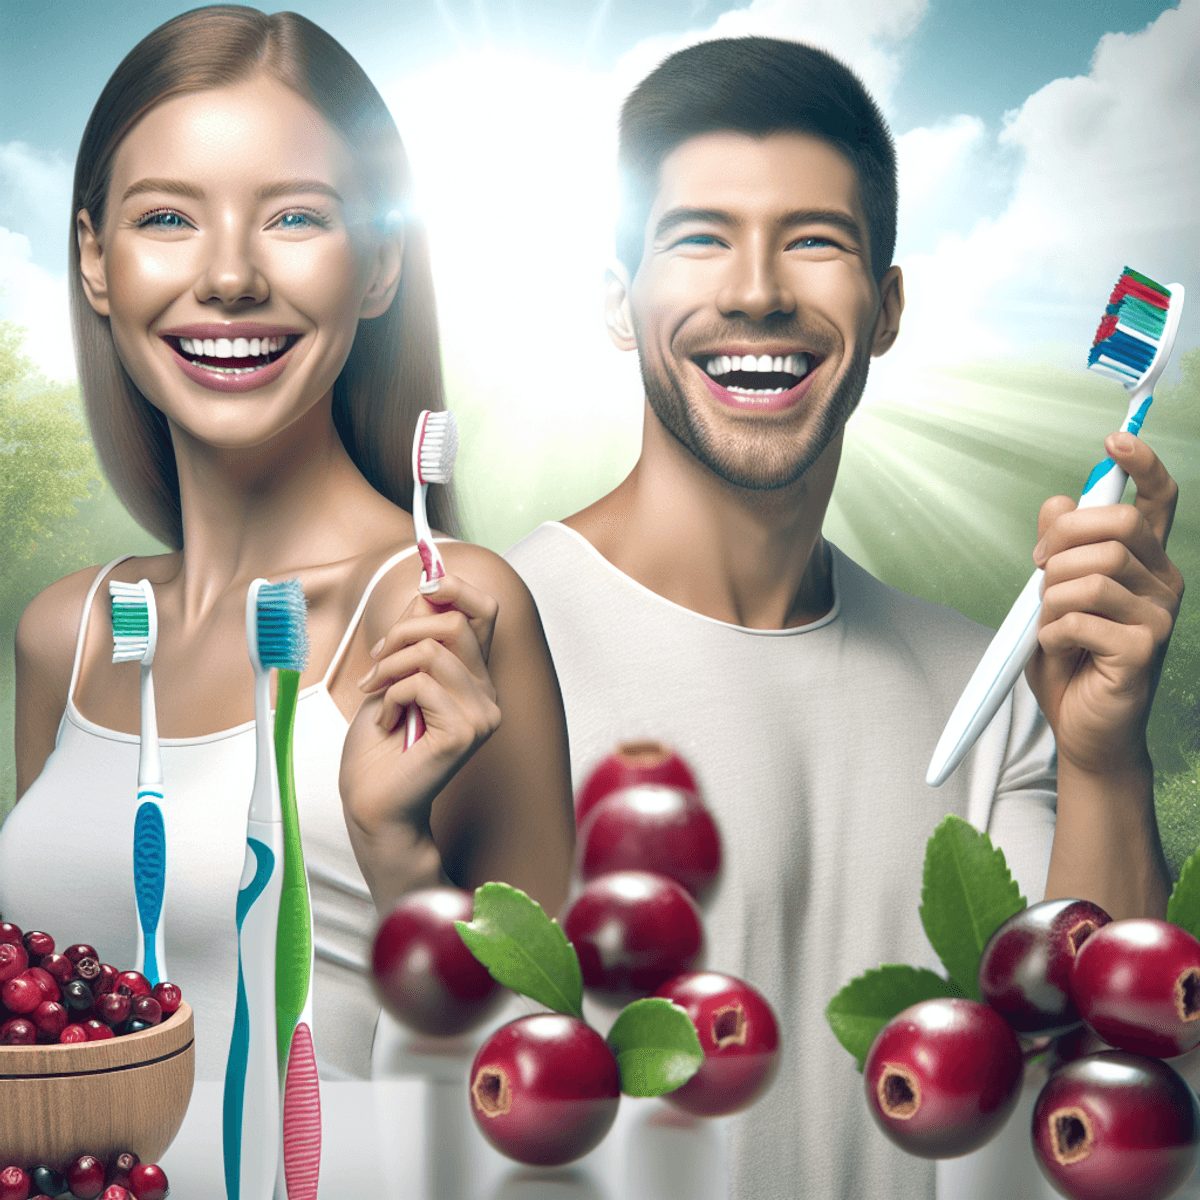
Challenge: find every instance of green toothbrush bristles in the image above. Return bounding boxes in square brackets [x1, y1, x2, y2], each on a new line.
[109, 580, 151, 663]
[255, 579, 310, 671]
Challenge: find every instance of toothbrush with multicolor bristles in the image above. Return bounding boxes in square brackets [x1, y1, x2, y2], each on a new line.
[273, 630, 321, 1200]
[405, 408, 459, 749]
[927, 268, 1185, 787]
[224, 578, 308, 1200]
[109, 578, 168, 987]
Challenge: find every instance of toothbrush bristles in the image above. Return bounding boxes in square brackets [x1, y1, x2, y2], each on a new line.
[417, 410, 458, 485]
[1088, 267, 1172, 387]
[110, 580, 151, 663]
[256, 580, 310, 672]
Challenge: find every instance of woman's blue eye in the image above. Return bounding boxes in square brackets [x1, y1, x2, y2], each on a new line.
[139, 210, 187, 229]
[277, 211, 324, 230]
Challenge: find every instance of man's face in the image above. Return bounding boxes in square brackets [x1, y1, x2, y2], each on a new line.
[617, 130, 902, 490]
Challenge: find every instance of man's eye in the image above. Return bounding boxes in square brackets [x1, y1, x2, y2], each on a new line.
[791, 236, 836, 250]
[676, 234, 720, 247]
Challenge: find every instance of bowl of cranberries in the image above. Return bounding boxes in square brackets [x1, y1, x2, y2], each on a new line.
[0, 921, 193, 1172]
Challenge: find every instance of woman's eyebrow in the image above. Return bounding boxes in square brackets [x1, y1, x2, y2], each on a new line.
[118, 178, 344, 203]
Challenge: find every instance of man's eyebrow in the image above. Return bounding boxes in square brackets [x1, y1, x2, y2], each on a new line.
[781, 209, 864, 241]
[119, 178, 344, 204]
[653, 206, 864, 243]
[653, 207, 734, 241]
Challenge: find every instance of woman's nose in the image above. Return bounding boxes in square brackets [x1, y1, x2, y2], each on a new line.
[194, 227, 268, 307]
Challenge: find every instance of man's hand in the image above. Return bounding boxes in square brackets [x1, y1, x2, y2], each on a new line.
[1026, 431, 1183, 775]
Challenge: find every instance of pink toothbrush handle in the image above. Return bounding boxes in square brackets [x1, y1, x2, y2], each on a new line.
[403, 701, 426, 749]
[282, 1022, 321, 1200]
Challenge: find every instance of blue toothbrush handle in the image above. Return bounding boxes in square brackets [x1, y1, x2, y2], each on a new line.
[133, 797, 167, 986]
[224, 829, 283, 1200]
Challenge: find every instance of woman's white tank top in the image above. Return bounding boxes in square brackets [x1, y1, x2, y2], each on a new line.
[0, 544, 445, 1080]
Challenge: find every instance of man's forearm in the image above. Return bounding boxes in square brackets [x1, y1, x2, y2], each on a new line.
[1043, 756, 1172, 920]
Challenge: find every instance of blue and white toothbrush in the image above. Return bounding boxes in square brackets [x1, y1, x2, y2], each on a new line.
[224, 578, 308, 1200]
[927, 269, 1185, 787]
[109, 578, 168, 987]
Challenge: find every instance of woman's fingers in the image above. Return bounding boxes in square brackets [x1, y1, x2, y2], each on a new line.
[370, 636, 498, 732]
[370, 573, 499, 664]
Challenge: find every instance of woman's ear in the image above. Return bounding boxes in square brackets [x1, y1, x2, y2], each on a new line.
[604, 260, 637, 351]
[77, 210, 110, 316]
[360, 219, 404, 319]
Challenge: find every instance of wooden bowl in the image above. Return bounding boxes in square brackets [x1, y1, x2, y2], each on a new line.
[0, 1002, 194, 1170]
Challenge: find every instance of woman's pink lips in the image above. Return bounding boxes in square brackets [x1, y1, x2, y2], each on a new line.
[696, 362, 818, 413]
[164, 336, 296, 394]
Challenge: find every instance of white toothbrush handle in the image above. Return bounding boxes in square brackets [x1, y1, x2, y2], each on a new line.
[926, 457, 1130, 787]
[224, 822, 283, 1200]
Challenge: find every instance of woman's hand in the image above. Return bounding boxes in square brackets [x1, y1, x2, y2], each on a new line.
[338, 574, 502, 883]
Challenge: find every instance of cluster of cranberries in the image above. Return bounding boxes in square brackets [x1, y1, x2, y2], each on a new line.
[0, 1152, 168, 1200]
[0, 923, 182, 1046]
[864, 898, 1200, 1200]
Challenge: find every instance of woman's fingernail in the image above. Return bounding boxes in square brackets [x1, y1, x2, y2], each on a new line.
[358, 668, 375, 689]
[369, 639, 385, 658]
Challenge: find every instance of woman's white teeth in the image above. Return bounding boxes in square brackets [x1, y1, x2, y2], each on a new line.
[178, 335, 287, 357]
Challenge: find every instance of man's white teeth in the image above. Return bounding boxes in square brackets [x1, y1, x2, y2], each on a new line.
[178, 335, 287, 358]
[704, 352, 810, 379]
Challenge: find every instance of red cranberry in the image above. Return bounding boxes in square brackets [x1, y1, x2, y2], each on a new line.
[563, 872, 704, 1004]
[66, 1156, 106, 1200]
[979, 898, 1111, 1035]
[59, 1023, 89, 1043]
[864, 997, 1023, 1158]
[0, 1166, 31, 1200]
[62, 979, 95, 1011]
[130, 995, 162, 1026]
[469, 1014, 620, 1166]
[1032, 1051, 1200, 1199]
[2, 973, 44, 1014]
[127, 1163, 169, 1200]
[652, 971, 780, 1116]
[579, 785, 722, 900]
[107, 1152, 139, 1191]
[31, 999, 69, 1040]
[73, 957, 102, 985]
[84, 1019, 115, 1041]
[0, 923, 22, 945]
[100, 1188, 130, 1200]
[31, 1165, 68, 1197]
[63, 943, 98, 965]
[1072, 919, 1200, 1057]
[372, 887, 505, 1037]
[26, 966, 59, 1003]
[21, 931, 53, 960]
[0, 1017, 37, 1045]
[39, 953, 75, 986]
[95, 992, 132, 1028]
[151, 982, 181, 1015]
[0, 942, 28, 984]
[114, 971, 152, 998]
[575, 741, 700, 828]
[94, 964, 119, 996]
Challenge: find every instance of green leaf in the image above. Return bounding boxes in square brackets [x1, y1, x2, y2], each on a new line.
[825, 965, 964, 1071]
[606, 998, 704, 1097]
[919, 814, 1026, 999]
[1167, 842, 1200, 940]
[455, 882, 583, 1018]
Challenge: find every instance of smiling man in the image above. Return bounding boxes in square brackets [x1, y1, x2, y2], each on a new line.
[506, 37, 1181, 1199]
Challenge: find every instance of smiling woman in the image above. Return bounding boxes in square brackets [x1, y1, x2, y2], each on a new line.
[0, 6, 574, 1084]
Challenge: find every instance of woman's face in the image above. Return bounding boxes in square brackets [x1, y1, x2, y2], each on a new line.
[78, 74, 400, 451]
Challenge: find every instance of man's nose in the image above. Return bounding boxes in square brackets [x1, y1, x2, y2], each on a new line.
[716, 242, 796, 321]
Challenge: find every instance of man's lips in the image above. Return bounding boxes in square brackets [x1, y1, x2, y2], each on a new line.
[692, 349, 820, 412]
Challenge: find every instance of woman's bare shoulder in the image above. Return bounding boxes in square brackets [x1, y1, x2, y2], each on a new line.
[14, 565, 105, 678]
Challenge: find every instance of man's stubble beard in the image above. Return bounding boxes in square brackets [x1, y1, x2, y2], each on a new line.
[638, 337, 872, 491]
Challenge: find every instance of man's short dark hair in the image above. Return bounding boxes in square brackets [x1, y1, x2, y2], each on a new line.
[616, 37, 898, 284]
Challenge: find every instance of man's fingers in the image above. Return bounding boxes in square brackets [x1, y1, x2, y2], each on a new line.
[1106, 432, 1179, 549]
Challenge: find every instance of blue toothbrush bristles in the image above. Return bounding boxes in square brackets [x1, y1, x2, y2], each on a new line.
[255, 581, 310, 672]
[1088, 267, 1172, 389]
[110, 581, 151, 663]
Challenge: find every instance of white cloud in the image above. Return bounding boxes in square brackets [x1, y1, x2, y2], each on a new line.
[887, 0, 1200, 377]
[613, 0, 928, 113]
[0, 226, 73, 382]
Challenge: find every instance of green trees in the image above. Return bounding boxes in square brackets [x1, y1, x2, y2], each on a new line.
[0, 321, 103, 624]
